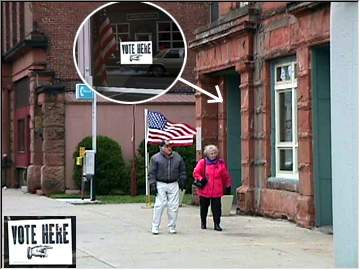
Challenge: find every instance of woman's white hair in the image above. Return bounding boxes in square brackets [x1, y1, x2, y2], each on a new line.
[203, 144, 218, 157]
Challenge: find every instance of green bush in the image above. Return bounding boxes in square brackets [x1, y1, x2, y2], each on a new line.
[135, 140, 196, 194]
[73, 136, 130, 195]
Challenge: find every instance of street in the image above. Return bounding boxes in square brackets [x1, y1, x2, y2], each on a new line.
[2, 189, 334, 268]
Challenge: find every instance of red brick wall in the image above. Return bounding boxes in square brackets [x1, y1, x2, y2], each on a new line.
[261, 2, 288, 13]
[219, 2, 233, 17]
[32, 2, 102, 81]
[1, 65, 11, 155]
[3, 2, 11, 53]
[218, 1, 289, 17]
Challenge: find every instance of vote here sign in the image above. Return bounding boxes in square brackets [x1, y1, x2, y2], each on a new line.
[120, 41, 153, 64]
[4, 216, 76, 268]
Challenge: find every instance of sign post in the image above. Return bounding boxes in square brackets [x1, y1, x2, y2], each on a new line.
[91, 93, 97, 201]
[75, 83, 96, 201]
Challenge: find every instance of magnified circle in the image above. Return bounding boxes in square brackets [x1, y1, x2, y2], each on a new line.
[73, 2, 187, 104]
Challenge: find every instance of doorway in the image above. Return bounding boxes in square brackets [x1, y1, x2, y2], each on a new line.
[226, 73, 242, 193]
[14, 78, 31, 189]
[312, 44, 333, 227]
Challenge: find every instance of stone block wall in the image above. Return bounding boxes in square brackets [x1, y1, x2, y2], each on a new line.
[191, 2, 330, 227]
[38, 88, 65, 195]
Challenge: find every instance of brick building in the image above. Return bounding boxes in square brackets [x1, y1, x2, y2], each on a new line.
[1, 2, 208, 194]
[190, 2, 331, 228]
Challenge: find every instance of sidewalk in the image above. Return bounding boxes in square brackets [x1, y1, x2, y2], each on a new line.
[2, 189, 334, 268]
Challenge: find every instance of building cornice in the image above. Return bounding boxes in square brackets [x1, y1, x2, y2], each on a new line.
[287, 1, 330, 15]
[2, 31, 48, 63]
[190, 6, 258, 49]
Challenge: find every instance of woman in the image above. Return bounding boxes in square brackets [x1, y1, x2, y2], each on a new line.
[193, 145, 232, 231]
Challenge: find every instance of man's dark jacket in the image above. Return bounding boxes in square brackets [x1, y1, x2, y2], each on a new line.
[148, 151, 187, 188]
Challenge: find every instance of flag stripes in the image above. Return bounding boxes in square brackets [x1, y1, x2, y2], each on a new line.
[147, 111, 196, 146]
[94, 15, 117, 85]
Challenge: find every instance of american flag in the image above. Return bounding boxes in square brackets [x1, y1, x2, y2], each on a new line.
[147, 111, 196, 146]
[94, 14, 117, 85]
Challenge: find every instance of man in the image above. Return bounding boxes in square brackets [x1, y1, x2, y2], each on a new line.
[149, 140, 187, 234]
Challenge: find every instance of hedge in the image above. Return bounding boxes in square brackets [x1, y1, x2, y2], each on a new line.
[73, 136, 130, 195]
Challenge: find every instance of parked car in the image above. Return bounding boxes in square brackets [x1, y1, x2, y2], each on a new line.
[148, 48, 185, 77]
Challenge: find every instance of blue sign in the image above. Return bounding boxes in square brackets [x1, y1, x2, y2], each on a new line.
[75, 84, 94, 100]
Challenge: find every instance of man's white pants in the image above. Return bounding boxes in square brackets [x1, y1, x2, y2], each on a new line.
[152, 181, 180, 230]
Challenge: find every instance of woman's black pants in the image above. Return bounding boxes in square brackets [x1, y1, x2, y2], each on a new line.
[199, 196, 221, 226]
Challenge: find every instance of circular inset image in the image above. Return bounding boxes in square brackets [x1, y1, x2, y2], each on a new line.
[73, 2, 187, 104]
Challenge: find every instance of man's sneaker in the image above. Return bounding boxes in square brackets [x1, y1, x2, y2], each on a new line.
[152, 227, 159, 235]
[169, 227, 176, 234]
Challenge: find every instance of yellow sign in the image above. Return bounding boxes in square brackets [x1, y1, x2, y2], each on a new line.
[79, 147, 86, 158]
[76, 157, 82, 166]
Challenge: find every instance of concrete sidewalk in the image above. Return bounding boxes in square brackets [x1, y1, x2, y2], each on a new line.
[2, 189, 334, 268]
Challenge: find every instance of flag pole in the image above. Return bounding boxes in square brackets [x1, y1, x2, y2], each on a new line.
[130, 105, 137, 196]
[144, 109, 151, 207]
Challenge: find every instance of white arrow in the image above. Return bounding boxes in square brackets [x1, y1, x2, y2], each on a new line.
[178, 77, 223, 103]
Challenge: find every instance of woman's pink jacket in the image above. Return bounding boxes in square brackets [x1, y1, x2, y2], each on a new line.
[193, 158, 232, 198]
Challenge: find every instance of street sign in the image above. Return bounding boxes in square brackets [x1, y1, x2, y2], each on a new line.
[75, 84, 94, 100]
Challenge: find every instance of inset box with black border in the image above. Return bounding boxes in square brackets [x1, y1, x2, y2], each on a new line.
[4, 216, 76, 268]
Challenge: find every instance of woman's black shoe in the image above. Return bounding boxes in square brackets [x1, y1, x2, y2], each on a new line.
[201, 223, 206, 229]
[214, 224, 222, 231]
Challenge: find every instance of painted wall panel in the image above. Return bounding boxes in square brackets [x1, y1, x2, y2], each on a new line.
[330, 2, 358, 267]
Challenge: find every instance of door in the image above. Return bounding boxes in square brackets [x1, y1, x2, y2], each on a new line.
[14, 78, 31, 188]
[226, 73, 242, 193]
[312, 44, 333, 227]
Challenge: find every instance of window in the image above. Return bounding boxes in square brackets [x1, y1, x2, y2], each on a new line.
[112, 23, 130, 43]
[19, 2, 25, 41]
[239, 2, 249, 8]
[232, 2, 249, 9]
[156, 22, 183, 52]
[274, 61, 298, 179]
[110, 23, 130, 65]
[17, 119, 25, 152]
[210, 2, 219, 23]
[12, 3, 17, 45]
[15, 78, 30, 109]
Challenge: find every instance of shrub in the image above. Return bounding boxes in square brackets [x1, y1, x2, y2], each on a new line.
[135, 140, 196, 194]
[73, 136, 130, 195]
